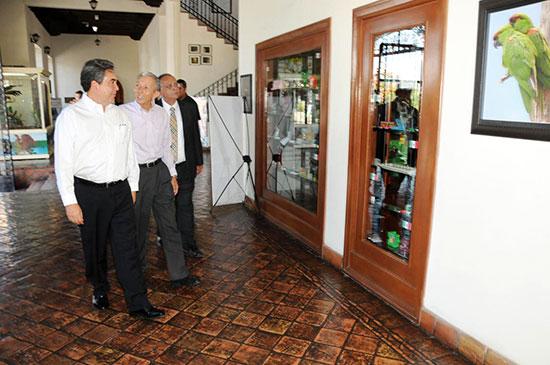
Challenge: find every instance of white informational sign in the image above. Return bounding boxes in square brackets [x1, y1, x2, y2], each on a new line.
[191, 96, 210, 148]
[209, 96, 246, 206]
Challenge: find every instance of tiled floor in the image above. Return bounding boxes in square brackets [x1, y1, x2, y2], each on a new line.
[0, 154, 471, 364]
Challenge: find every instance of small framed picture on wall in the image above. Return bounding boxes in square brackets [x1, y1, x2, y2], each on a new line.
[201, 45, 212, 55]
[189, 44, 200, 53]
[189, 55, 200, 65]
[201, 56, 212, 65]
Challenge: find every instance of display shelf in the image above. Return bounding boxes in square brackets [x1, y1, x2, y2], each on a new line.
[293, 143, 319, 149]
[374, 162, 416, 176]
[294, 123, 319, 128]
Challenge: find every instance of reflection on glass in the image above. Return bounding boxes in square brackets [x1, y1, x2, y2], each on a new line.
[4, 74, 42, 129]
[367, 26, 425, 261]
[264, 49, 321, 213]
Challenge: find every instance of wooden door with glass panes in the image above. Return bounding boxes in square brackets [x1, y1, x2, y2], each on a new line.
[344, 0, 444, 321]
[255, 19, 329, 252]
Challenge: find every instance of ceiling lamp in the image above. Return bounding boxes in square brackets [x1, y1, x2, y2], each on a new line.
[30, 33, 40, 44]
[94, 38, 101, 46]
[89, 0, 98, 10]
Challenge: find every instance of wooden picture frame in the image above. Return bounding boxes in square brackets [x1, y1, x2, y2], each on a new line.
[189, 55, 200, 65]
[188, 44, 200, 54]
[240, 74, 252, 114]
[472, 0, 550, 140]
[201, 55, 212, 65]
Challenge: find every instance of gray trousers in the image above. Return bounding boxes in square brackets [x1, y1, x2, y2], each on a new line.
[134, 161, 189, 281]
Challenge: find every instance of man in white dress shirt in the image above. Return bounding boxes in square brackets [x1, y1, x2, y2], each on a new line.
[54, 59, 164, 319]
[120, 72, 200, 288]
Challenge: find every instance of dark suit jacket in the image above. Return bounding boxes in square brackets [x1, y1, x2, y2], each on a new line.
[156, 96, 203, 180]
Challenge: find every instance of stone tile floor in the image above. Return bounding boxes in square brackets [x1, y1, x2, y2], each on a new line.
[0, 154, 471, 364]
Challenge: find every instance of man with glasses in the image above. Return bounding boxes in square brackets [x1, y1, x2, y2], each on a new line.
[157, 74, 204, 258]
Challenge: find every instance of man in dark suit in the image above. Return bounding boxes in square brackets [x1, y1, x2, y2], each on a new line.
[157, 74, 204, 258]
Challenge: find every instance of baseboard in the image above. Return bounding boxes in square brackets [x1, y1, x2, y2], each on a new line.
[419, 309, 517, 364]
[322, 244, 343, 269]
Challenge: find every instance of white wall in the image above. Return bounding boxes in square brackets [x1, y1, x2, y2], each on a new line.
[239, 0, 550, 363]
[51, 34, 139, 103]
[179, 12, 238, 95]
[424, 0, 550, 363]
[25, 5, 53, 70]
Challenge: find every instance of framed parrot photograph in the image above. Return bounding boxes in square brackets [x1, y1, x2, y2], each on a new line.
[472, 0, 550, 140]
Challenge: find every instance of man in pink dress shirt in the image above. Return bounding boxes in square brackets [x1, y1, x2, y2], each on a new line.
[120, 72, 200, 288]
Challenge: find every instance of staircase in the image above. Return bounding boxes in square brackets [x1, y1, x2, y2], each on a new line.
[195, 69, 238, 97]
[180, 0, 238, 49]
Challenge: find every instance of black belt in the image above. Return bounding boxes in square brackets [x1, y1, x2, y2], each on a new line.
[75, 176, 126, 188]
[139, 158, 161, 168]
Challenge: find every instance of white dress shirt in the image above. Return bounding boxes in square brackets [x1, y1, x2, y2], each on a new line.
[54, 94, 140, 207]
[120, 101, 176, 177]
[161, 99, 186, 164]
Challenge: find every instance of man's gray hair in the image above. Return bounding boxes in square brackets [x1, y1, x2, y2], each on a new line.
[137, 72, 161, 91]
[80, 59, 114, 92]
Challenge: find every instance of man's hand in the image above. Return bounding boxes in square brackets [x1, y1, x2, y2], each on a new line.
[197, 165, 204, 176]
[131, 191, 137, 204]
[65, 204, 84, 225]
[171, 176, 179, 195]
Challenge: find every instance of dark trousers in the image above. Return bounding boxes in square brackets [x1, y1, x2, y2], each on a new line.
[175, 162, 197, 249]
[134, 162, 189, 280]
[74, 178, 150, 312]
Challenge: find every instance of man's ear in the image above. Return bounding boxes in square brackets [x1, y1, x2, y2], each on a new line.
[89, 80, 99, 91]
[153, 90, 161, 99]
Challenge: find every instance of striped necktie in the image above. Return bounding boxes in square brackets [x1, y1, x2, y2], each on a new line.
[169, 107, 178, 161]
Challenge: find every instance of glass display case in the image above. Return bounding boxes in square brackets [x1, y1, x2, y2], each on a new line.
[3, 67, 52, 159]
[345, 0, 444, 321]
[367, 26, 425, 261]
[256, 19, 329, 252]
[265, 49, 321, 213]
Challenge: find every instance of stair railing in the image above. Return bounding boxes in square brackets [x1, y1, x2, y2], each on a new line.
[180, 0, 238, 48]
[195, 69, 238, 97]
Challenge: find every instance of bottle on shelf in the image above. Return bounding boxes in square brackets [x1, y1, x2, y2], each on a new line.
[368, 160, 385, 244]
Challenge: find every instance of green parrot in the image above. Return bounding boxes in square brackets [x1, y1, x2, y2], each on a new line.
[509, 13, 550, 100]
[493, 23, 538, 115]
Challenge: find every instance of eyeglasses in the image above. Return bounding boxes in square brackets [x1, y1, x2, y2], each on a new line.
[161, 83, 178, 89]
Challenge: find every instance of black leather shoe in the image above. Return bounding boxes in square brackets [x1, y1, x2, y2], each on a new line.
[129, 306, 165, 319]
[192, 246, 204, 258]
[171, 275, 201, 288]
[92, 294, 109, 310]
[183, 247, 203, 258]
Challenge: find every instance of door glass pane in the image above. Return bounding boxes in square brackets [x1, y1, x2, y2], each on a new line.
[367, 26, 425, 261]
[264, 49, 321, 213]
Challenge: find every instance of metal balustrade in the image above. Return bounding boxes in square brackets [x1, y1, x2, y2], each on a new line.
[181, 0, 238, 48]
[195, 68, 238, 97]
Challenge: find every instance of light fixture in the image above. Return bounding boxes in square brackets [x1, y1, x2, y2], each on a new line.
[94, 38, 101, 46]
[92, 25, 98, 32]
[94, 14, 99, 21]
[30, 33, 40, 44]
[44, 46, 51, 55]
[89, 0, 98, 10]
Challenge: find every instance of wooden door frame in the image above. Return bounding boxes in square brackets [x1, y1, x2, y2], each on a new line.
[344, 0, 447, 321]
[255, 19, 331, 253]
